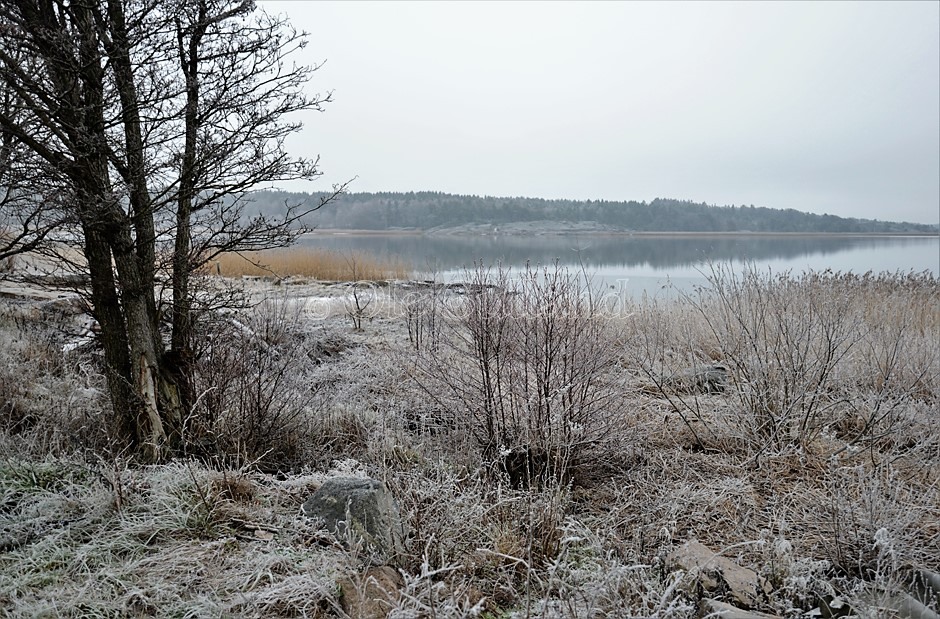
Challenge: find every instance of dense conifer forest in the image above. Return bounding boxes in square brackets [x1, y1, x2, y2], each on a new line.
[249, 190, 938, 233]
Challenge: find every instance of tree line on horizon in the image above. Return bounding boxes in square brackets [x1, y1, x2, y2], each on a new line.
[248, 191, 936, 234]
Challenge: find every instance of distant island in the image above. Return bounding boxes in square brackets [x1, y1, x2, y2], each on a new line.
[248, 190, 938, 234]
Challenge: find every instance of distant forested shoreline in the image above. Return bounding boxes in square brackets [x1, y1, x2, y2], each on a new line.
[248, 190, 937, 234]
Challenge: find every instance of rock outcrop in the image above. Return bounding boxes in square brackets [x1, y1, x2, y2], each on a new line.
[668, 364, 730, 394]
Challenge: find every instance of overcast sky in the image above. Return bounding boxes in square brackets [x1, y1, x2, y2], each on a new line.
[260, 1, 939, 224]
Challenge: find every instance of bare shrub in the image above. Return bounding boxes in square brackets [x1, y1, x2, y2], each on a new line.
[834, 272, 940, 455]
[388, 466, 699, 617]
[390, 466, 573, 609]
[404, 284, 444, 351]
[689, 265, 867, 452]
[188, 298, 322, 470]
[627, 266, 940, 458]
[413, 262, 626, 485]
[818, 465, 938, 578]
[624, 295, 723, 449]
[756, 527, 834, 615]
[343, 281, 375, 331]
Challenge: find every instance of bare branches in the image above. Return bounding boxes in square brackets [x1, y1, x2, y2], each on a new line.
[412, 262, 625, 485]
[0, 0, 338, 460]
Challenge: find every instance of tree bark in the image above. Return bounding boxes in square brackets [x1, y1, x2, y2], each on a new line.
[75, 0, 169, 462]
[168, 3, 206, 420]
[105, 0, 183, 450]
[82, 223, 137, 448]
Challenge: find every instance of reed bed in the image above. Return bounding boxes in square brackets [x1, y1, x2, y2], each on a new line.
[212, 248, 412, 281]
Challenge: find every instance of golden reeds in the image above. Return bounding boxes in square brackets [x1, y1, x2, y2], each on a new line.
[211, 248, 411, 281]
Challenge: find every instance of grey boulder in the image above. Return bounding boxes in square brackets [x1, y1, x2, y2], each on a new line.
[668, 364, 730, 394]
[301, 477, 405, 565]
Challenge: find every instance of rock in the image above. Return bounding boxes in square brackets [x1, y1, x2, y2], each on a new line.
[301, 477, 405, 565]
[852, 589, 939, 619]
[669, 364, 729, 394]
[703, 599, 781, 618]
[884, 592, 939, 619]
[338, 566, 404, 619]
[847, 570, 940, 619]
[669, 540, 769, 608]
[501, 445, 557, 489]
[910, 569, 940, 610]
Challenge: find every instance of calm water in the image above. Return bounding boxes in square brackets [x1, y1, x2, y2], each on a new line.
[299, 233, 939, 296]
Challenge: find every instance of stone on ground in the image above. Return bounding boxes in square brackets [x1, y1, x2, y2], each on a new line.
[669, 540, 770, 608]
[301, 477, 405, 565]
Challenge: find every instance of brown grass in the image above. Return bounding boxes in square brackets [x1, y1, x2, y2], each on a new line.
[212, 248, 412, 281]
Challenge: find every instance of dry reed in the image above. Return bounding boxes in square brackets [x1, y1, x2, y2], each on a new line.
[212, 248, 411, 281]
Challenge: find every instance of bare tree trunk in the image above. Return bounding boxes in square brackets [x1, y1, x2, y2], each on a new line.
[105, 0, 184, 451]
[110, 231, 169, 461]
[82, 224, 137, 448]
[169, 3, 207, 419]
[78, 0, 168, 462]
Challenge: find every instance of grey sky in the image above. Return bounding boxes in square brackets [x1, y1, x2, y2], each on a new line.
[261, 1, 940, 224]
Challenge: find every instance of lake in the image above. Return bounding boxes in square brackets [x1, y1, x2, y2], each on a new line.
[298, 233, 939, 297]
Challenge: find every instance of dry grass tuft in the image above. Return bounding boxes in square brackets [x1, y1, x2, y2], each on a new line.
[212, 248, 412, 281]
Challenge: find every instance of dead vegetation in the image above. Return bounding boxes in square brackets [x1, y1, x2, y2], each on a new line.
[212, 248, 412, 281]
[0, 265, 937, 617]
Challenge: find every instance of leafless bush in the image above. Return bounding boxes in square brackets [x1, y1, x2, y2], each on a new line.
[388, 465, 700, 617]
[404, 285, 444, 351]
[189, 298, 322, 470]
[690, 265, 867, 452]
[344, 281, 376, 331]
[340, 252, 379, 331]
[624, 296, 722, 449]
[413, 262, 626, 485]
[627, 266, 939, 457]
[833, 272, 940, 456]
[390, 466, 576, 609]
[796, 463, 939, 582]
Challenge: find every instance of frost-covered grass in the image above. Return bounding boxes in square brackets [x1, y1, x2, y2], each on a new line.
[0, 458, 346, 617]
[0, 268, 938, 617]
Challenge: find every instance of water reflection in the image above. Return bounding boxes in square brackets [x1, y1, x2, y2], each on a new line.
[299, 233, 938, 274]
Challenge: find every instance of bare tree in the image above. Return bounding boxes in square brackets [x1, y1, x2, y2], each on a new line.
[0, 0, 340, 461]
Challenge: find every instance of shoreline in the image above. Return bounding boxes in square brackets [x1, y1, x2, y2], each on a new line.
[303, 228, 940, 239]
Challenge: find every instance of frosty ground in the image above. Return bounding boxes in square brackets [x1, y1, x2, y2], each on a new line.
[0, 267, 938, 617]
